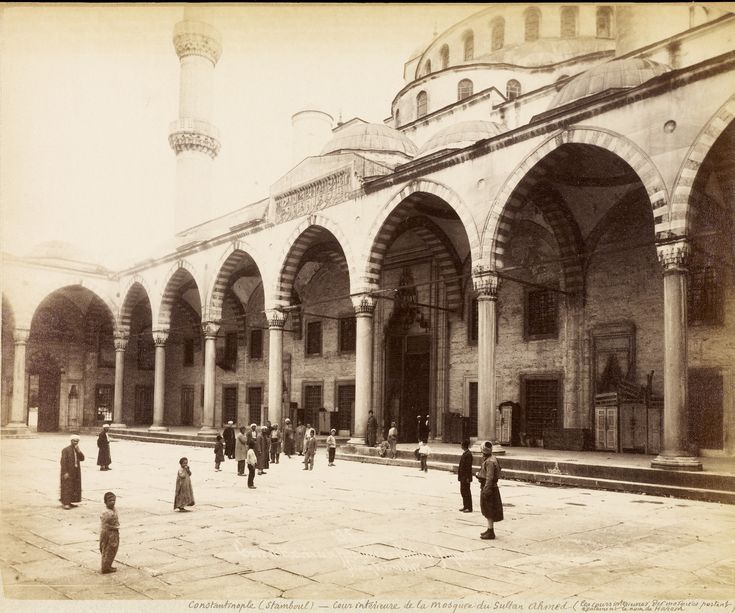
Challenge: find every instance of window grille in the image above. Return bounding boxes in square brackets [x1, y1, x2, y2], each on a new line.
[560, 7, 577, 38]
[336, 384, 355, 432]
[247, 386, 262, 425]
[507, 79, 521, 101]
[524, 379, 559, 438]
[306, 321, 322, 356]
[525, 288, 558, 338]
[688, 265, 723, 326]
[96, 384, 113, 422]
[249, 328, 263, 359]
[339, 317, 356, 352]
[468, 381, 478, 437]
[458, 79, 473, 101]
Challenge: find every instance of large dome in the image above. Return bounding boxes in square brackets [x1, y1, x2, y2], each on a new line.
[321, 122, 417, 158]
[417, 120, 504, 157]
[549, 58, 671, 109]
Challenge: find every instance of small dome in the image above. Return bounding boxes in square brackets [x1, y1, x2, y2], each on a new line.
[321, 122, 417, 158]
[418, 121, 503, 157]
[549, 58, 671, 109]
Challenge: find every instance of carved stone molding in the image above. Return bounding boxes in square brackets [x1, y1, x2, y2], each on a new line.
[201, 321, 221, 339]
[266, 310, 287, 329]
[351, 294, 376, 315]
[657, 239, 690, 273]
[152, 329, 169, 347]
[169, 130, 221, 159]
[472, 266, 500, 299]
[113, 332, 129, 352]
[13, 328, 30, 344]
[173, 22, 222, 65]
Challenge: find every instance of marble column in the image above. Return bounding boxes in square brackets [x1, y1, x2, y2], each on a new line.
[112, 332, 128, 428]
[199, 321, 220, 436]
[473, 268, 505, 454]
[149, 329, 169, 432]
[267, 309, 286, 427]
[651, 240, 702, 470]
[4, 328, 31, 436]
[349, 294, 375, 445]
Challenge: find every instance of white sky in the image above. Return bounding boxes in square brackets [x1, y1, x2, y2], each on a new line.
[0, 3, 482, 268]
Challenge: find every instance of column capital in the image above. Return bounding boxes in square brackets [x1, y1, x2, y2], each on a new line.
[266, 309, 287, 329]
[152, 329, 169, 347]
[113, 331, 129, 352]
[657, 239, 690, 273]
[13, 328, 30, 344]
[201, 321, 221, 339]
[472, 266, 500, 299]
[351, 294, 376, 315]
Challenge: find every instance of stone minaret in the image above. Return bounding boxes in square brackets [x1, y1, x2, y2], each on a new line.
[169, 10, 222, 235]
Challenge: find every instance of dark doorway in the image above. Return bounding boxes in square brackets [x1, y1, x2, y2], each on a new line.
[522, 377, 561, 439]
[688, 369, 723, 450]
[223, 385, 238, 425]
[385, 334, 430, 443]
[181, 385, 194, 426]
[30, 355, 61, 432]
[134, 385, 154, 425]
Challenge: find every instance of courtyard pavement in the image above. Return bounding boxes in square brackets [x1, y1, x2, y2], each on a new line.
[1, 434, 734, 609]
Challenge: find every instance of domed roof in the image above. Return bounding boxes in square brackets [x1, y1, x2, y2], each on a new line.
[27, 240, 88, 262]
[321, 122, 417, 158]
[417, 121, 503, 157]
[549, 58, 671, 109]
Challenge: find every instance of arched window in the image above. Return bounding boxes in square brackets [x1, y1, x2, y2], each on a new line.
[491, 18, 505, 51]
[440, 44, 449, 69]
[596, 7, 613, 38]
[506, 79, 521, 101]
[424, 59, 432, 76]
[463, 30, 474, 61]
[458, 79, 473, 101]
[416, 91, 428, 119]
[524, 8, 541, 42]
[560, 6, 577, 38]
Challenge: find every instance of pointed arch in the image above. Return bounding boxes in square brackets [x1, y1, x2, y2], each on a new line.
[271, 214, 356, 309]
[359, 179, 481, 295]
[668, 94, 735, 238]
[157, 260, 201, 329]
[205, 239, 267, 322]
[481, 127, 667, 270]
[118, 274, 153, 335]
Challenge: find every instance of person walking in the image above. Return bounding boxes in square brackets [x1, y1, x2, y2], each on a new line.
[458, 439, 473, 513]
[223, 421, 236, 459]
[214, 435, 225, 471]
[96, 424, 112, 471]
[417, 440, 430, 472]
[477, 441, 503, 539]
[60, 435, 85, 510]
[303, 428, 317, 470]
[235, 426, 248, 476]
[99, 491, 119, 574]
[283, 418, 295, 458]
[366, 410, 377, 447]
[246, 440, 257, 489]
[256, 426, 268, 475]
[295, 421, 306, 456]
[326, 428, 337, 466]
[174, 457, 195, 512]
[270, 423, 281, 464]
[387, 422, 398, 459]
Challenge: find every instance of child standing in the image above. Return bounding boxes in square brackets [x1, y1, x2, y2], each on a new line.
[214, 435, 224, 471]
[99, 491, 119, 574]
[246, 440, 257, 489]
[326, 428, 337, 466]
[174, 457, 195, 512]
[303, 428, 317, 470]
[418, 440, 430, 472]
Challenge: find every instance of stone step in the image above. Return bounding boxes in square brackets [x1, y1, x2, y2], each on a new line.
[109, 429, 350, 448]
[335, 451, 735, 505]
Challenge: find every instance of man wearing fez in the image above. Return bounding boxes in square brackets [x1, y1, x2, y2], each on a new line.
[60, 435, 85, 509]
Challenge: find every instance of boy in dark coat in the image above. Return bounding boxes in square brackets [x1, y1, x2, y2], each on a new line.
[214, 435, 225, 471]
[457, 438, 473, 512]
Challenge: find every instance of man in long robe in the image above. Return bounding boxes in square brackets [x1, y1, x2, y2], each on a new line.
[223, 421, 236, 459]
[96, 424, 112, 471]
[366, 410, 378, 447]
[60, 435, 85, 509]
[295, 422, 306, 456]
[283, 418, 295, 458]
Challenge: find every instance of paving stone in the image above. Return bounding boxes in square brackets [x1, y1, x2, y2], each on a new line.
[379, 578, 473, 599]
[281, 580, 372, 599]
[245, 568, 315, 591]
[2, 582, 68, 599]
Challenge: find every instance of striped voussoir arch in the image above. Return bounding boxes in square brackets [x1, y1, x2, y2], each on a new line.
[485, 127, 668, 271]
[273, 215, 355, 309]
[118, 276, 152, 334]
[206, 247, 263, 323]
[667, 95, 735, 238]
[379, 215, 463, 312]
[361, 180, 481, 295]
[157, 261, 199, 328]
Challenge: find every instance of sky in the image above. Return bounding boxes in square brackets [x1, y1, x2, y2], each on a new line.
[0, 3, 483, 268]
